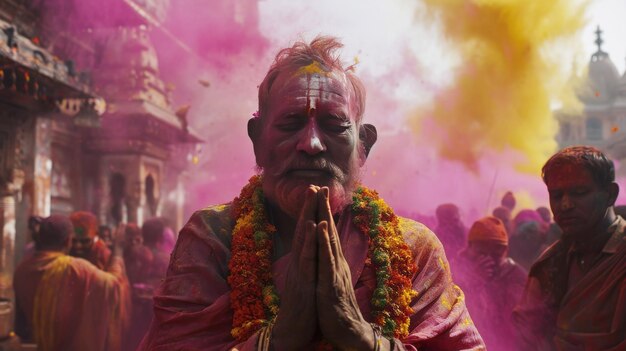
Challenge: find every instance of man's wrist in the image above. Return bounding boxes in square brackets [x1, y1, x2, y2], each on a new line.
[359, 322, 394, 351]
[339, 320, 378, 351]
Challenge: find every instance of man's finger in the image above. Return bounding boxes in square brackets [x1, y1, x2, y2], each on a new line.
[317, 221, 336, 286]
[317, 187, 333, 225]
[293, 186, 319, 256]
[317, 187, 344, 261]
[300, 220, 318, 283]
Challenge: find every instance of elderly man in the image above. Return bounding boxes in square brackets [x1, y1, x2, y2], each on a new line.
[13, 215, 129, 351]
[455, 217, 527, 350]
[139, 37, 484, 350]
[513, 146, 626, 350]
[69, 211, 112, 269]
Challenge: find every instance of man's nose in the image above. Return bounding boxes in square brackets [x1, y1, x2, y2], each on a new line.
[561, 194, 574, 210]
[296, 120, 326, 155]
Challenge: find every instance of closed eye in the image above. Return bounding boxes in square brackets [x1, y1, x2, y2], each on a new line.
[321, 115, 351, 133]
[275, 114, 306, 131]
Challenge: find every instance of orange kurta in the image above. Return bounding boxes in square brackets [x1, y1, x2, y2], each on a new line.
[14, 251, 129, 351]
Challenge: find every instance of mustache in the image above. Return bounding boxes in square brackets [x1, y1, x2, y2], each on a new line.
[271, 156, 345, 180]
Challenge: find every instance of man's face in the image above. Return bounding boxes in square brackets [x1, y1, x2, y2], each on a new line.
[467, 241, 507, 263]
[70, 230, 94, 257]
[255, 64, 362, 216]
[126, 234, 143, 247]
[546, 164, 611, 239]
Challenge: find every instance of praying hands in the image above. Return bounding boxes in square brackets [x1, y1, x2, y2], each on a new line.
[271, 186, 389, 351]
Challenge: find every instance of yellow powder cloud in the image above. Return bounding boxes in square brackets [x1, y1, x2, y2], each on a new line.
[414, 0, 588, 173]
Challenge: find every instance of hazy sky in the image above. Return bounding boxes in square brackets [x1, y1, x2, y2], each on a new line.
[171, 0, 626, 218]
[260, 0, 626, 86]
[584, 0, 626, 73]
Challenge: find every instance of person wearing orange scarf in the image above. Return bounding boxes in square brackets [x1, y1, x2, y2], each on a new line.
[455, 216, 527, 350]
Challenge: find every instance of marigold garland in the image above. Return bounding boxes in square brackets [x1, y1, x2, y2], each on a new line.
[228, 176, 279, 341]
[228, 175, 417, 345]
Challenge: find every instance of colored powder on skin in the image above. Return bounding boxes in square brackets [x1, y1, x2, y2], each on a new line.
[413, 0, 588, 173]
[296, 61, 329, 76]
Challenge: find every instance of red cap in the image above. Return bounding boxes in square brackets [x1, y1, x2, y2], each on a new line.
[468, 216, 508, 245]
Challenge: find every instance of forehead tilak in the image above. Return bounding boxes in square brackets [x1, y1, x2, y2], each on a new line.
[295, 61, 330, 77]
[270, 61, 355, 118]
[292, 61, 350, 85]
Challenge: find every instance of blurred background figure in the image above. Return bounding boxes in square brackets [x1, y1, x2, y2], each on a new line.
[121, 218, 172, 351]
[123, 223, 153, 287]
[99, 225, 114, 252]
[492, 206, 513, 236]
[14, 215, 129, 351]
[69, 211, 111, 270]
[141, 218, 170, 288]
[455, 216, 527, 351]
[21, 216, 43, 262]
[536, 206, 551, 223]
[536, 206, 562, 249]
[501, 191, 517, 212]
[508, 209, 548, 271]
[509, 221, 545, 271]
[435, 203, 467, 265]
[123, 223, 154, 351]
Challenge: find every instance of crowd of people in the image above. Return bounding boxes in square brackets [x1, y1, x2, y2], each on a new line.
[13, 212, 174, 351]
[432, 192, 561, 349]
[11, 36, 625, 350]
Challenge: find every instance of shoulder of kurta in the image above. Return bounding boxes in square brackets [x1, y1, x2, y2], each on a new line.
[182, 203, 235, 245]
[67, 256, 116, 279]
[397, 216, 445, 254]
[397, 216, 454, 280]
[168, 203, 235, 279]
[529, 239, 565, 276]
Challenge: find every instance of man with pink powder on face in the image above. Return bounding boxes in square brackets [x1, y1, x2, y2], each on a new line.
[139, 36, 484, 351]
[513, 146, 626, 350]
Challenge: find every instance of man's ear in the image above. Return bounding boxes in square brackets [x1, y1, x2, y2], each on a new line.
[247, 117, 260, 141]
[359, 123, 377, 160]
[607, 182, 619, 206]
[248, 117, 263, 166]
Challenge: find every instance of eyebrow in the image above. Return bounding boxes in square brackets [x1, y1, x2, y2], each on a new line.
[323, 113, 350, 123]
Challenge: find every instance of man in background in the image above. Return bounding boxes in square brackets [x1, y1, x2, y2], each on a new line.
[14, 215, 129, 351]
[455, 216, 527, 350]
[513, 146, 626, 350]
[69, 211, 111, 269]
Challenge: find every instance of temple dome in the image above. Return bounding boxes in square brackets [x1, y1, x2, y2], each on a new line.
[585, 51, 620, 103]
[619, 62, 626, 96]
[580, 26, 621, 104]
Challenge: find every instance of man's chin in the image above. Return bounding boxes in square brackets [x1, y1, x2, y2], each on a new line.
[283, 172, 337, 188]
[559, 225, 585, 240]
[267, 177, 349, 217]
